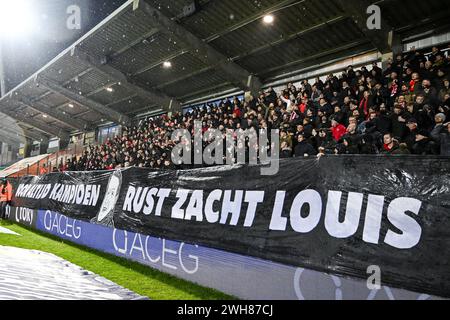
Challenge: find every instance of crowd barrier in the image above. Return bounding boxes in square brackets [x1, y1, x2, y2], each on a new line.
[9, 156, 450, 299]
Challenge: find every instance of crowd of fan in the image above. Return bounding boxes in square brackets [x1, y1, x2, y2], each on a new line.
[65, 46, 450, 172]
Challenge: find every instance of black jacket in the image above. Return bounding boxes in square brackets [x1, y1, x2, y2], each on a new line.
[391, 114, 407, 141]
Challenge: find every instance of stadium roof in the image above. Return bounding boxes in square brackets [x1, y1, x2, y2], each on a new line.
[0, 0, 449, 141]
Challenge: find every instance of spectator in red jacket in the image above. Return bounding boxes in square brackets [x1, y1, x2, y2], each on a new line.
[331, 119, 347, 142]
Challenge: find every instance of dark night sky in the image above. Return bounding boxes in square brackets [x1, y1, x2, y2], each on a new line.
[2, 0, 127, 91]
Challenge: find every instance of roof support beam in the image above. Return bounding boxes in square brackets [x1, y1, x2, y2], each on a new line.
[396, 9, 450, 41]
[232, 16, 347, 61]
[0, 113, 48, 142]
[15, 123, 50, 142]
[37, 76, 131, 126]
[132, 50, 188, 76]
[134, 0, 263, 96]
[34, 68, 94, 102]
[18, 96, 91, 132]
[156, 66, 212, 90]
[335, 0, 401, 54]
[0, 108, 70, 140]
[179, 82, 234, 102]
[205, 0, 303, 42]
[72, 48, 182, 113]
[73, 110, 93, 120]
[110, 28, 160, 58]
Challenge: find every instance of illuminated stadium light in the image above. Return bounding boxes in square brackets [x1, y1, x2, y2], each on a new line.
[163, 61, 172, 68]
[263, 14, 274, 24]
[0, 0, 36, 38]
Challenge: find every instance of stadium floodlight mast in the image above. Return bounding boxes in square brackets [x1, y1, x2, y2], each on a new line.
[0, 0, 36, 97]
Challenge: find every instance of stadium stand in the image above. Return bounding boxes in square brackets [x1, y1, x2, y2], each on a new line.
[67, 45, 450, 171]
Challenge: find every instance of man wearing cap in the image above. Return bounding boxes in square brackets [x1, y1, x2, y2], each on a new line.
[0, 178, 13, 220]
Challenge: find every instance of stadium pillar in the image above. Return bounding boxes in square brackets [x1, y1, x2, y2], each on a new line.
[40, 140, 49, 155]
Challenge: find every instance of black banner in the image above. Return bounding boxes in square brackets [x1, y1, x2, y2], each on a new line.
[12, 156, 450, 298]
[13, 171, 112, 221]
